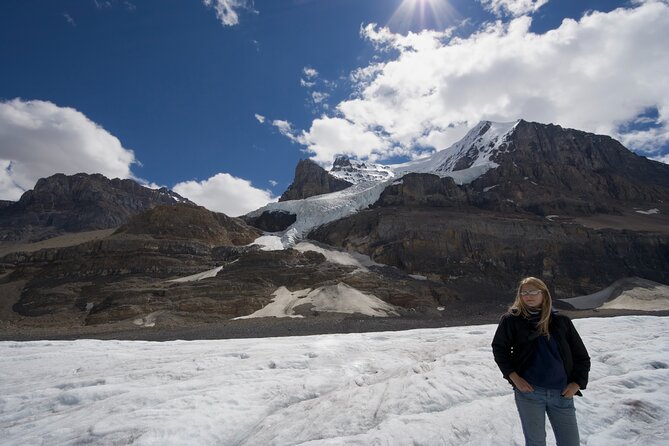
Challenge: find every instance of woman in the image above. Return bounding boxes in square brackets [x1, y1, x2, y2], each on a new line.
[492, 277, 590, 446]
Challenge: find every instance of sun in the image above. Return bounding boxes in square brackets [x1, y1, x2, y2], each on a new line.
[388, 0, 458, 31]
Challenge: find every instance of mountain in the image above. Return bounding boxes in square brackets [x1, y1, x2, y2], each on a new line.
[251, 119, 669, 299]
[0, 173, 192, 242]
[1, 119, 668, 339]
[279, 159, 353, 202]
[251, 119, 669, 237]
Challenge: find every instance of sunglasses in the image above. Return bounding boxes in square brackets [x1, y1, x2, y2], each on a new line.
[520, 290, 543, 296]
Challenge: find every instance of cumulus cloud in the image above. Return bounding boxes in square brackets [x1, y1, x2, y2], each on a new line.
[311, 91, 329, 105]
[296, 117, 389, 164]
[300, 67, 319, 88]
[0, 98, 136, 200]
[303, 67, 319, 79]
[291, 2, 669, 164]
[173, 173, 276, 217]
[271, 119, 300, 142]
[203, 0, 255, 26]
[254, 113, 266, 124]
[479, 0, 549, 17]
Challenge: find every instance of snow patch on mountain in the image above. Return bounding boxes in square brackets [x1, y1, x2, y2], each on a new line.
[234, 283, 399, 319]
[294, 242, 383, 272]
[329, 156, 394, 185]
[168, 266, 224, 283]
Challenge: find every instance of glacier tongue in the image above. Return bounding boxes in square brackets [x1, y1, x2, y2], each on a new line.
[248, 179, 393, 248]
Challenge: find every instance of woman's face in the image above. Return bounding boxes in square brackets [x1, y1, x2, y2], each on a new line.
[520, 284, 544, 309]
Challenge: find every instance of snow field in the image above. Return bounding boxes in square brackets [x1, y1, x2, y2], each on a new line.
[0, 316, 667, 445]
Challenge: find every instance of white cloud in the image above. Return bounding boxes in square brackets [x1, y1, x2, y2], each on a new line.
[311, 91, 329, 104]
[202, 0, 254, 26]
[300, 79, 317, 88]
[269, 179, 278, 187]
[301, 67, 319, 89]
[271, 119, 300, 142]
[0, 98, 136, 200]
[303, 67, 319, 79]
[292, 2, 669, 164]
[63, 12, 76, 26]
[296, 117, 389, 164]
[173, 173, 277, 217]
[254, 113, 266, 124]
[479, 0, 549, 17]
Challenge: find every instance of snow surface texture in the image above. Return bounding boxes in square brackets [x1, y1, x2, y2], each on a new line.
[234, 283, 399, 319]
[1, 316, 668, 446]
[248, 120, 519, 249]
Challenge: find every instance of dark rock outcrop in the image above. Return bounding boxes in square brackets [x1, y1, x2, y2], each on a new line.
[243, 210, 297, 232]
[331, 155, 354, 172]
[0, 173, 193, 242]
[279, 159, 352, 202]
[377, 173, 468, 208]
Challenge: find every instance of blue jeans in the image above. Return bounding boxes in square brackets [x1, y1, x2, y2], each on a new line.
[514, 386, 580, 446]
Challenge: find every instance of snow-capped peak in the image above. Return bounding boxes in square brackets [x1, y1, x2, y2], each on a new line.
[329, 155, 394, 185]
[393, 120, 519, 184]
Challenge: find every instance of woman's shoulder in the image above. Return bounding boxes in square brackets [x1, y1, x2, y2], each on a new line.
[550, 312, 576, 330]
[550, 312, 573, 323]
[498, 311, 524, 324]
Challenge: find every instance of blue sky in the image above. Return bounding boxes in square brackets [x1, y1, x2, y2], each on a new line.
[1, 0, 668, 215]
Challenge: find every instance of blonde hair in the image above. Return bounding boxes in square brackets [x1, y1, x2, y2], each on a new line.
[509, 276, 553, 337]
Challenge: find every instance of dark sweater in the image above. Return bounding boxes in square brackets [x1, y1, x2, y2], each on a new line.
[491, 312, 590, 393]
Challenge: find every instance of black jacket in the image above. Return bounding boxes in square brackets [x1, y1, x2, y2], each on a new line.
[491, 312, 590, 393]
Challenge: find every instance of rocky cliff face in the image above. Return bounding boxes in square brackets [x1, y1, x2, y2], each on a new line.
[279, 159, 352, 202]
[471, 120, 669, 215]
[309, 206, 669, 299]
[0, 173, 192, 242]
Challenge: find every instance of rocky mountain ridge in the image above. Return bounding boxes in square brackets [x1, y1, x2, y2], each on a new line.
[0, 173, 192, 242]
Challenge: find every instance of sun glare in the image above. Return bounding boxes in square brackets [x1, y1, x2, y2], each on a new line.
[388, 0, 459, 31]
